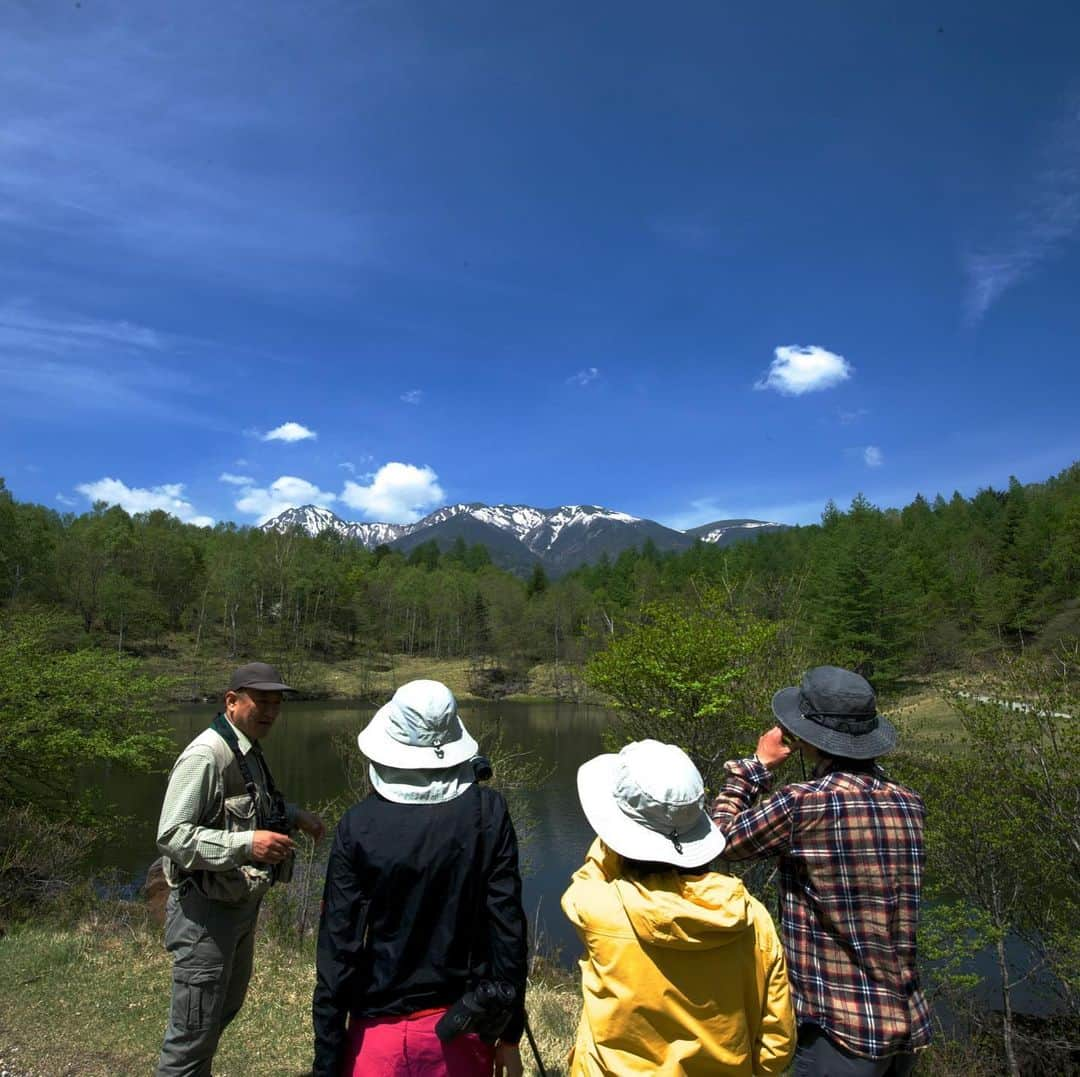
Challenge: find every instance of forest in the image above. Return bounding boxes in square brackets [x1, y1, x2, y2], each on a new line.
[2, 463, 1078, 1074]
[1, 460, 1077, 691]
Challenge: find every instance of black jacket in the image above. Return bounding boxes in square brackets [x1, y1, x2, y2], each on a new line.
[312, 784, 527, 1076]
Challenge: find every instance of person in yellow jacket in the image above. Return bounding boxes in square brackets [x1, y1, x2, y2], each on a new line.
[561, 740, 796, 1076]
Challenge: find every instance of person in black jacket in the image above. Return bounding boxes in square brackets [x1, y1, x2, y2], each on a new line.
[312, 679, 527, 1077]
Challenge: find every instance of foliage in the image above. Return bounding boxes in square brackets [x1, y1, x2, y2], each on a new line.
[1, 462, 1079, 692]
[583, 587, 802, 789]
[896, 648, 1080, 1075]
[0, 804, 87, 916]
[0, 611, 175, 817]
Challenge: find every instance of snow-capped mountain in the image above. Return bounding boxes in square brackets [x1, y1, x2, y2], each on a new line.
[684, 518, 789, 546]
[262, 505, 408, 546]
[261, 503, 786, 575]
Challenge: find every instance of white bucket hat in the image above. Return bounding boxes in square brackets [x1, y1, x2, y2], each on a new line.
[577, 740, 726, 869]
[357, 679, 478, 770]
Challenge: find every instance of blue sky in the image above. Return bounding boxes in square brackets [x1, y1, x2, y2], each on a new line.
[2, 1, 1079, 529]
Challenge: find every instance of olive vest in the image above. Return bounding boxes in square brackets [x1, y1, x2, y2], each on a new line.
[162, 725, 293, 905]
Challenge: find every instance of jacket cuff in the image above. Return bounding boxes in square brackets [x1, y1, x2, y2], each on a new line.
[725, 756, 774, 788]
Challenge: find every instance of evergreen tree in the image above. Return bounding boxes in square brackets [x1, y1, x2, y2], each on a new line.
[525, 562, 548, 597]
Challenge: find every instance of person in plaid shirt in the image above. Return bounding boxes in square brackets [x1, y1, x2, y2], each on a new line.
[710, 666, 931, 1076]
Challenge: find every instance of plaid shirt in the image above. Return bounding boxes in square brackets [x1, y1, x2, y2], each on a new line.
[710, 757, 932, 1059]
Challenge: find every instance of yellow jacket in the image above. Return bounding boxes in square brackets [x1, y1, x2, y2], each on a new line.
[561, 839, 796, 1076]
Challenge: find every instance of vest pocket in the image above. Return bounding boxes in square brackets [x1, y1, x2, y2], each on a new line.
[224, 793, 258, 831]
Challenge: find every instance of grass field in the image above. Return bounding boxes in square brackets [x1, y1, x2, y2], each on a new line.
[0, 901, 994, 1077]
[0, 905, 581, 1077]
[888, 689, 965, 745]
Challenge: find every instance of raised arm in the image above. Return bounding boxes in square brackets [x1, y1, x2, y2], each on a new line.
[710, 754, 797, 861]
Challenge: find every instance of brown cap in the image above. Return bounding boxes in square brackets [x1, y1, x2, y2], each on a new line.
[228, 662, 294, 693]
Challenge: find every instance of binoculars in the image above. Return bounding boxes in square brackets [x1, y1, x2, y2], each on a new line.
[436, 980, 516, 1043]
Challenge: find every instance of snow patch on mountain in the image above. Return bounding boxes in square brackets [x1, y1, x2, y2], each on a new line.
[261, 503, 784, 559]
[519, 505, 643, 554]
[264, 505, 409, 545]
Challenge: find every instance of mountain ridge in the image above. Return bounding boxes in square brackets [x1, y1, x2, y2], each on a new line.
[263, 503, 787, 576]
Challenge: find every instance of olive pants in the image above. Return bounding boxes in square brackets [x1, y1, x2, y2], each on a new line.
[156, 883, 262, 1077]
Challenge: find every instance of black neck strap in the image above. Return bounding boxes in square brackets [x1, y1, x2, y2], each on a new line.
[211, 713, 282, 822]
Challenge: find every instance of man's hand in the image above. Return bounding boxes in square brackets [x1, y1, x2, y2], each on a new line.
[755, 726, 792, 771]
[251, 829, 295, 863]
[295, 808, 327, 843]
[493, 1042, 523, 1077]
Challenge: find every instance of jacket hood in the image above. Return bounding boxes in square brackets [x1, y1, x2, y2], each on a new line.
[563, 838, 754, 951]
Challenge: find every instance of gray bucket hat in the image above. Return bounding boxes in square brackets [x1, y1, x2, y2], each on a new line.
[771, 665, 897, 759]
[357, 679, 478, 770]
[576, 740, 726, 869]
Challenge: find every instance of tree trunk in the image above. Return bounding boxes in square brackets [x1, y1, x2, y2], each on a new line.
[997, 934, 1020, 1077]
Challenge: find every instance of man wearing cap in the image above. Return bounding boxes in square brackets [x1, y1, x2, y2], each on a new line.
[155, 662, 326, 1077]
[710, 666, 931, 1076]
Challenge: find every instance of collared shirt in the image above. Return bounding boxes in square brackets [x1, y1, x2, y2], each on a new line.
[156, 716, 294, 872]
[710, 757, 932, 1060]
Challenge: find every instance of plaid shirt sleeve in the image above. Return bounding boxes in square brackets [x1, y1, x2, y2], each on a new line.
[710, 756, 797, 860]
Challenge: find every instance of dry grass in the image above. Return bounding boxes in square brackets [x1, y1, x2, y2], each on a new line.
[0, 903, 1005, 1077]
[143, 637, 596, 705]
[0, 905, 580, 1077]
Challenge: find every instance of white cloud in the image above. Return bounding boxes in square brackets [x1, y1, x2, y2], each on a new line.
[965, 93, 1080, 323]
[55, 492, 76, 507]
[863, 445, 884, 468]
[219, 472, 254, 486]
[75, 477, 214, 526]
[0, 9, 386, 285]
[400, 389, 423, 405]
[234, 475, 337, 525]
[0, 302, 215, 424]
[340, 462, 444, 523]
[567, 366, 599, 387]
[755, 345, 853, 396]
[262, 421, 317, 443]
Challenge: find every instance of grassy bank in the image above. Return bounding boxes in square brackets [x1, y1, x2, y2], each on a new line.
[0, 904, 1002, 1077]
[139, 636, 604, 706]
[0, 905, 581, 1077]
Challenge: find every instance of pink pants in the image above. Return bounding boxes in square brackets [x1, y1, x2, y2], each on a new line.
[344, 1008, 494, 1077]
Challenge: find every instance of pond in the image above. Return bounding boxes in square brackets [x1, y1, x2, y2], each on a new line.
[93, 698, 612, 962]
[92, 698, 1058, 1019]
